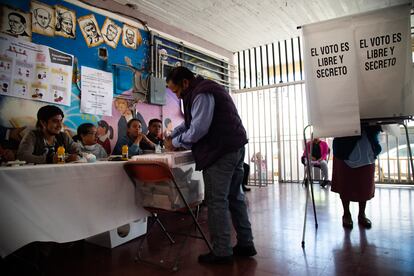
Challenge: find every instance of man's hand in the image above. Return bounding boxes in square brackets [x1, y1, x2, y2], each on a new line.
[164, 137, 176, 152]
[9, 127, 26, 142]
[66, 154, 80, 163]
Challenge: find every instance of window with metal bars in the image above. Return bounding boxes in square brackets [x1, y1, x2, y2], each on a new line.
[152, 34, 231, 89]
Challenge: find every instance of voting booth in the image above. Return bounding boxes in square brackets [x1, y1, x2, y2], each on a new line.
[302, 3, 413, 138]
[299, 3, 414, 248]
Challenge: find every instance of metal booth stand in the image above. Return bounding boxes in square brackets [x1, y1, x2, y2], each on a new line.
[301, 116, 413, 248]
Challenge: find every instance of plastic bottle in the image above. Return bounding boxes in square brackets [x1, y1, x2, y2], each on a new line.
[155, 142, 162, 154]
[57, 146, 65, 164]
[122, 145, 129, 160]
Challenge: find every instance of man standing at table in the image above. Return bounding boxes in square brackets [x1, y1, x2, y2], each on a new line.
[164, 67, 256, 264]
[17, 105, 80, 164]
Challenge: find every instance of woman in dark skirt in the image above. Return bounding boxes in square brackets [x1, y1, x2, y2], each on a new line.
[331, 125, 382, 229]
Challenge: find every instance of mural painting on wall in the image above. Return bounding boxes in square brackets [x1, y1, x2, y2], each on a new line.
[31, 0, 55, 37]
[0, 5, 32, 41]
[78, 14, 103, 47]
[0, 0, 184, 157]
[54, 5, 75, 39]
[122, 24, 140, 50]
[101, 18, 121, 49]
[0, 82, 184, 156]
[110, 97, 147, 149]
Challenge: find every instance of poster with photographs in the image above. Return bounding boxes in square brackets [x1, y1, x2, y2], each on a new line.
[0, 6, 32, 41]
[0, 33, 73, 106]
[101, 18, 121, 49]
[78, 14, 104, 47]
[31, 1, 55, 37]
[122, 24, 141, 50]
[54, 5, 76, 39]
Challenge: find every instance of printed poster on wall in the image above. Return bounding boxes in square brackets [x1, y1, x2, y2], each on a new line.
[302, 3, 412, 138]
[0, 33, 73, 106]
[80, 66, 113, 116]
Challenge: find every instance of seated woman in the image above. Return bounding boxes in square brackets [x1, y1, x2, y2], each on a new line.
[17, 105, 81, 164]
[112, 119, 155, 156]
[74, 123, 107, 159]
[302, 138, 330, 187]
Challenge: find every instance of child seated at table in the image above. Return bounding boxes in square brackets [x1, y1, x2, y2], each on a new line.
[141, 118, 164, 151]
[112, 119, 155, 156]
[74, 123, 107, 159]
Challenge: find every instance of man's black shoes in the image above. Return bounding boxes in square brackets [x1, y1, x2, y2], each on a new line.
[198, 252, 233, 264]
[242, 186, 251, 192]
[198, 245, 257, 264]
[320, 180, 331, 188]
[233, 244, 257, 257]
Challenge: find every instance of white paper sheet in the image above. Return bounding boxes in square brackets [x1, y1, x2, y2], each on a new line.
[80, 66, 113, 116]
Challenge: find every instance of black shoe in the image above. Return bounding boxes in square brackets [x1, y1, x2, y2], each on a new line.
[320, 180, 330, 188]
[198, 252, 233, 264]
[233, 244, 257, 257]
[342, 215, 353, 229]
[242, 186, 251, 192]
[358, 216, 372, 229]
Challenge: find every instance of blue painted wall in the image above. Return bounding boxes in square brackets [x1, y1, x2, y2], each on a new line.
[0, 0, 183, 152]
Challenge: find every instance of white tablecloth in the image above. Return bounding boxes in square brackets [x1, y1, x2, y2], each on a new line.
[0, 161, 148, 257]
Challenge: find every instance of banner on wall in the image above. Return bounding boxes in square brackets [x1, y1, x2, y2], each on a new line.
[302, 3, 412, 138]
[0, 34, 73, 106]
[80, 66, 113, 116]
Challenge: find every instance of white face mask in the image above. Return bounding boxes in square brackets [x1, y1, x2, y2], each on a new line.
[84, 144, 96, 151]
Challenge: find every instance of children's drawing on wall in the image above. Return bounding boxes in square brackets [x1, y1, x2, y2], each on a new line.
[0, 6, 31, 41]
[78, 14, 103, 47]
[122, 24, 140, 50]
[101, 18, 121, 49]
[251, 152, 267, 185]
[31, 1, 55, 37]
[54, 5, 75, 39]
[96, 119, 113, 155]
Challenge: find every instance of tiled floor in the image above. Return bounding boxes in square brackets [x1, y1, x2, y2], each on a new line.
[2, 183, 414, 275]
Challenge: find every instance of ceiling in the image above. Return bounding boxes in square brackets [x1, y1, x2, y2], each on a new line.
[114, 0, 410, 53]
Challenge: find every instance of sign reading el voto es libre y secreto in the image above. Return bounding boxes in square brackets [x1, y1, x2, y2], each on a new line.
[302, 4, 412, 138]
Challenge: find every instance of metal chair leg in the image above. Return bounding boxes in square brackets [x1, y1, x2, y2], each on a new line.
[154, 215, 175, 244]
